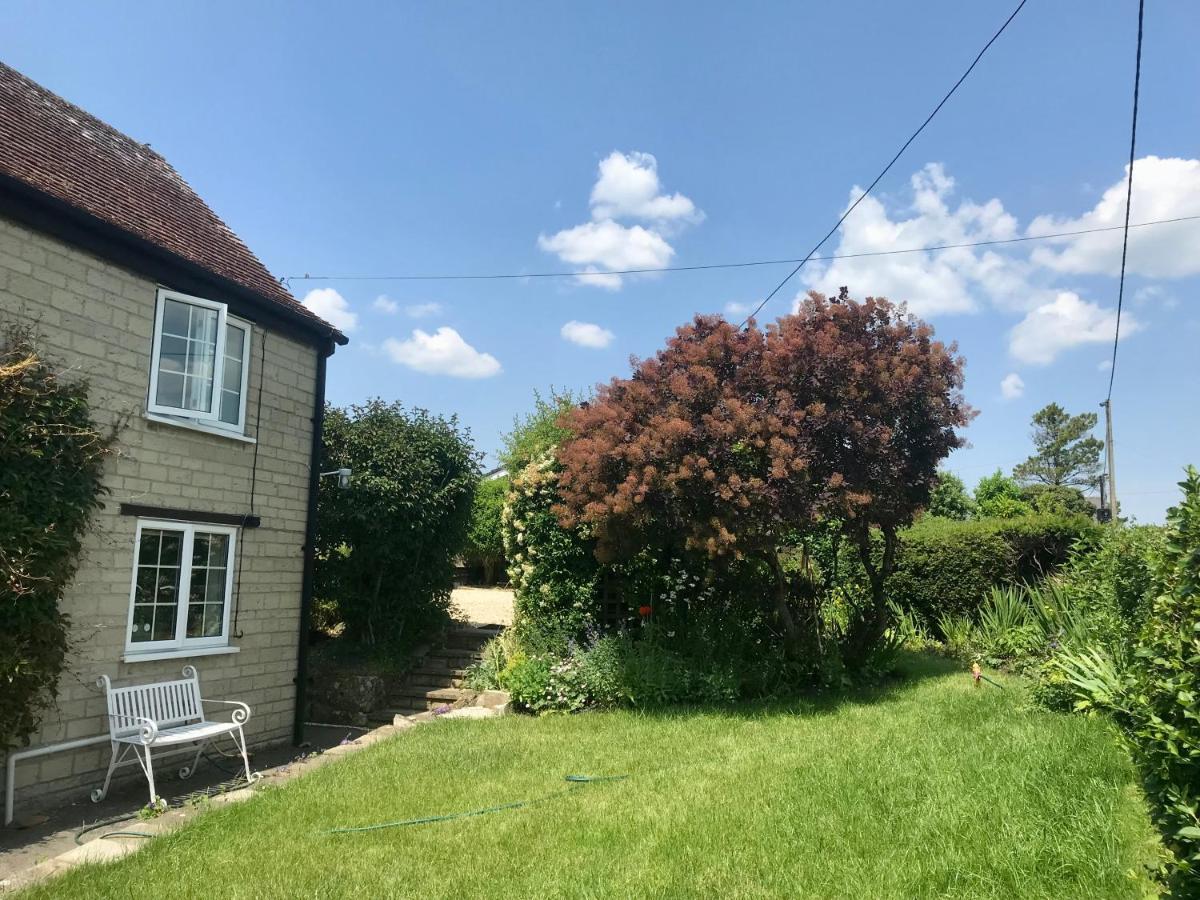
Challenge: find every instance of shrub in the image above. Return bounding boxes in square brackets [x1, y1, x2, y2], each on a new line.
[1054, 469, 1200, 892]
[498, 388, 580, 474]
[1, 327, 115, 748]
[974, 470, 1033, 518]
[464, 476, 508, 584]
[886, 515, 1098, 627]
[498, 651, 554, 712]
[502, 452, 600, 644]
[1123, 469, 1200, 891]
[926, 471, 975, 520]
[315, 400, 478, 648]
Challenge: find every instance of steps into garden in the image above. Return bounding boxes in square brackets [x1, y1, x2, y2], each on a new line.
[367, 623, 500, 722]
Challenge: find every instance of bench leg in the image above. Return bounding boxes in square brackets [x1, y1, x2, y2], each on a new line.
[179, 739, 210, 780]
[232, 726, 254, 783]
[132, 743, 159, 805]
[91, 741, 123, 803]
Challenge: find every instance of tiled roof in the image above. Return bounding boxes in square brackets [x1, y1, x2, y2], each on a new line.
[0, 61, 341, 340]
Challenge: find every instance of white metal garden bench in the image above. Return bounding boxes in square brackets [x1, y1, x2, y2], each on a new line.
[93, 665, 255, 805]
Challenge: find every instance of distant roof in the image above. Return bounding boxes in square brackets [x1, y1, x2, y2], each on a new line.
[0, 61, 344, 343]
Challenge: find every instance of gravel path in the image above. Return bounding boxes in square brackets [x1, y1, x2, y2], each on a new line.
[450, 586, 514, 626]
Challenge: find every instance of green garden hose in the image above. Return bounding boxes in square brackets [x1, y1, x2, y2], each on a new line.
[327, 774, 629, 835]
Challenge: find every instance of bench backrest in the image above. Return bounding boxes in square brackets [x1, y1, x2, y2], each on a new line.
[98, 666, 204, 739]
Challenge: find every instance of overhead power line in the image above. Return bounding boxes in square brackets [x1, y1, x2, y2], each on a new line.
[1107, 0, 1145, 400]
[738, 0, 1030, 325]
[283, 213, 1199, 285]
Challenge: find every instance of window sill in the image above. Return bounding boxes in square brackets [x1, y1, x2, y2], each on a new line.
[122, 645, 240, 664]
[144, 412, 256, 444]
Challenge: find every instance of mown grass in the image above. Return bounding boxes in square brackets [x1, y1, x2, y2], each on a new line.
[26, 655, 1159, 899]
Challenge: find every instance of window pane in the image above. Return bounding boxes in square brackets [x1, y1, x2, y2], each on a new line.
[151, 605, 177, 641]
[155, 372, 185, 409]
[192, 533, 210, 567]
[205, 568, 227, 604]
[203, 605, 223, 637]
[162, 298, 191, 337]
[155, 299, 218, 413]
[186, 602, 204, 638]
[135, 568, 156, 603]
[158, 336, 187, 374]
[159, 532, 181, 566]
[207, 533, 230, 565]
[130, 606, 152, 642]
[186, 531, 229, 640]
[137, 531, 160, 566]
[218, 324, 246, 426]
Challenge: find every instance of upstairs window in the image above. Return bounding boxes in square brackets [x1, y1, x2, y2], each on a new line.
[148, 289, 251, 433]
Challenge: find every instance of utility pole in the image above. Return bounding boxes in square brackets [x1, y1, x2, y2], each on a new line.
[1101, 400, 1118, 524]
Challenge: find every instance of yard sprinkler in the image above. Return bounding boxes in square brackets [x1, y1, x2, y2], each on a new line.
[971, 662, 1005, 690]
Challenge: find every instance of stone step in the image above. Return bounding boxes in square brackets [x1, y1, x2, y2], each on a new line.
[400, 672, 467, 690]
[422, 652, 484, 669]
[390, 686, 477, 710]
[445, 626, 502, 650]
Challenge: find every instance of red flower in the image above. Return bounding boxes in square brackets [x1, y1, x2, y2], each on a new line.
[638, 604, 652, 618]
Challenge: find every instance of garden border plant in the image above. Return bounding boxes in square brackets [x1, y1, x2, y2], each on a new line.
[1, 325, 116, 749]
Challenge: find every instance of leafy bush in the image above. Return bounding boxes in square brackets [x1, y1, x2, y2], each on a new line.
[926, 471, 975, 520]
[502, 452, 600, 643]
[1123, 469, 1200, 891]
[974, 470, 1034, 519]
[1055, 524, 1165, 626]
[498, 388, 580, 474]
[1, 327, 115, 748]
[464, 476, 508, 584]
[498, 651, 554, 712]
[886, 514, 1098, 627]
[1052, 469, 1200, 893]
[316, 400, 478, 648]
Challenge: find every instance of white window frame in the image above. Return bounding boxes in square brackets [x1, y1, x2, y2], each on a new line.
[124, 518, 238, 658]
[146, 289, 253, 434]
[216, 317, 252, 432]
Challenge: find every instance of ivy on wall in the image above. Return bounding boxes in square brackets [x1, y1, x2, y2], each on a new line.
[0, 326, 115, 749]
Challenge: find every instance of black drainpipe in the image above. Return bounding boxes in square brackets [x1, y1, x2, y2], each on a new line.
[293, 343, 331, 745]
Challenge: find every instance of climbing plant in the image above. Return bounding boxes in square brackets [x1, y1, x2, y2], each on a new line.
[0, 326, 115, 748]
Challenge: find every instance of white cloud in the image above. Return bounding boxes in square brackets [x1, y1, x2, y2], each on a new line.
[1000, 372, 1025, 400]
[405, 302, 443, 318]
[540, 150, 700, 289]
[1133, 285, 1178, 309]
[589, 151, 702, 224]
[560, 320, 615, 348]
[798, 163, 1025, 316]
[537, 220, 674, 289]
[382, 327, 501, 378]
[373, 295, 399, 314]
[1008, 291, 1140, 365]
[1098, 358, 1112, 371]
[300, 288, 357, 332]
[1029, 157, 1200, 278]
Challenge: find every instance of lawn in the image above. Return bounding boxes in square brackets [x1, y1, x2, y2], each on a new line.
[26, 655, 1159, 899]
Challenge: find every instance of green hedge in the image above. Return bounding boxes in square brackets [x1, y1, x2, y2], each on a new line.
[887, 515, 1100, 627]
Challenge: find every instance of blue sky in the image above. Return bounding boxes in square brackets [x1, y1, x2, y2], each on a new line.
[4, 1, 1198, 522]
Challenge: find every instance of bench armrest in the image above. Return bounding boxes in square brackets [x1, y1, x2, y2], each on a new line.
[201, 698, 252, 725]
[107, 713, 159, 744]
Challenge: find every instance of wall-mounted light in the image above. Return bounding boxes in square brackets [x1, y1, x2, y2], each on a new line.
[320, 467, 352, 489]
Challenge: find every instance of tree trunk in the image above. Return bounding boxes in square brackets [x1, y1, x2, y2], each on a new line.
[845, 522, 898, 669]
[766, 546, 803, 656]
